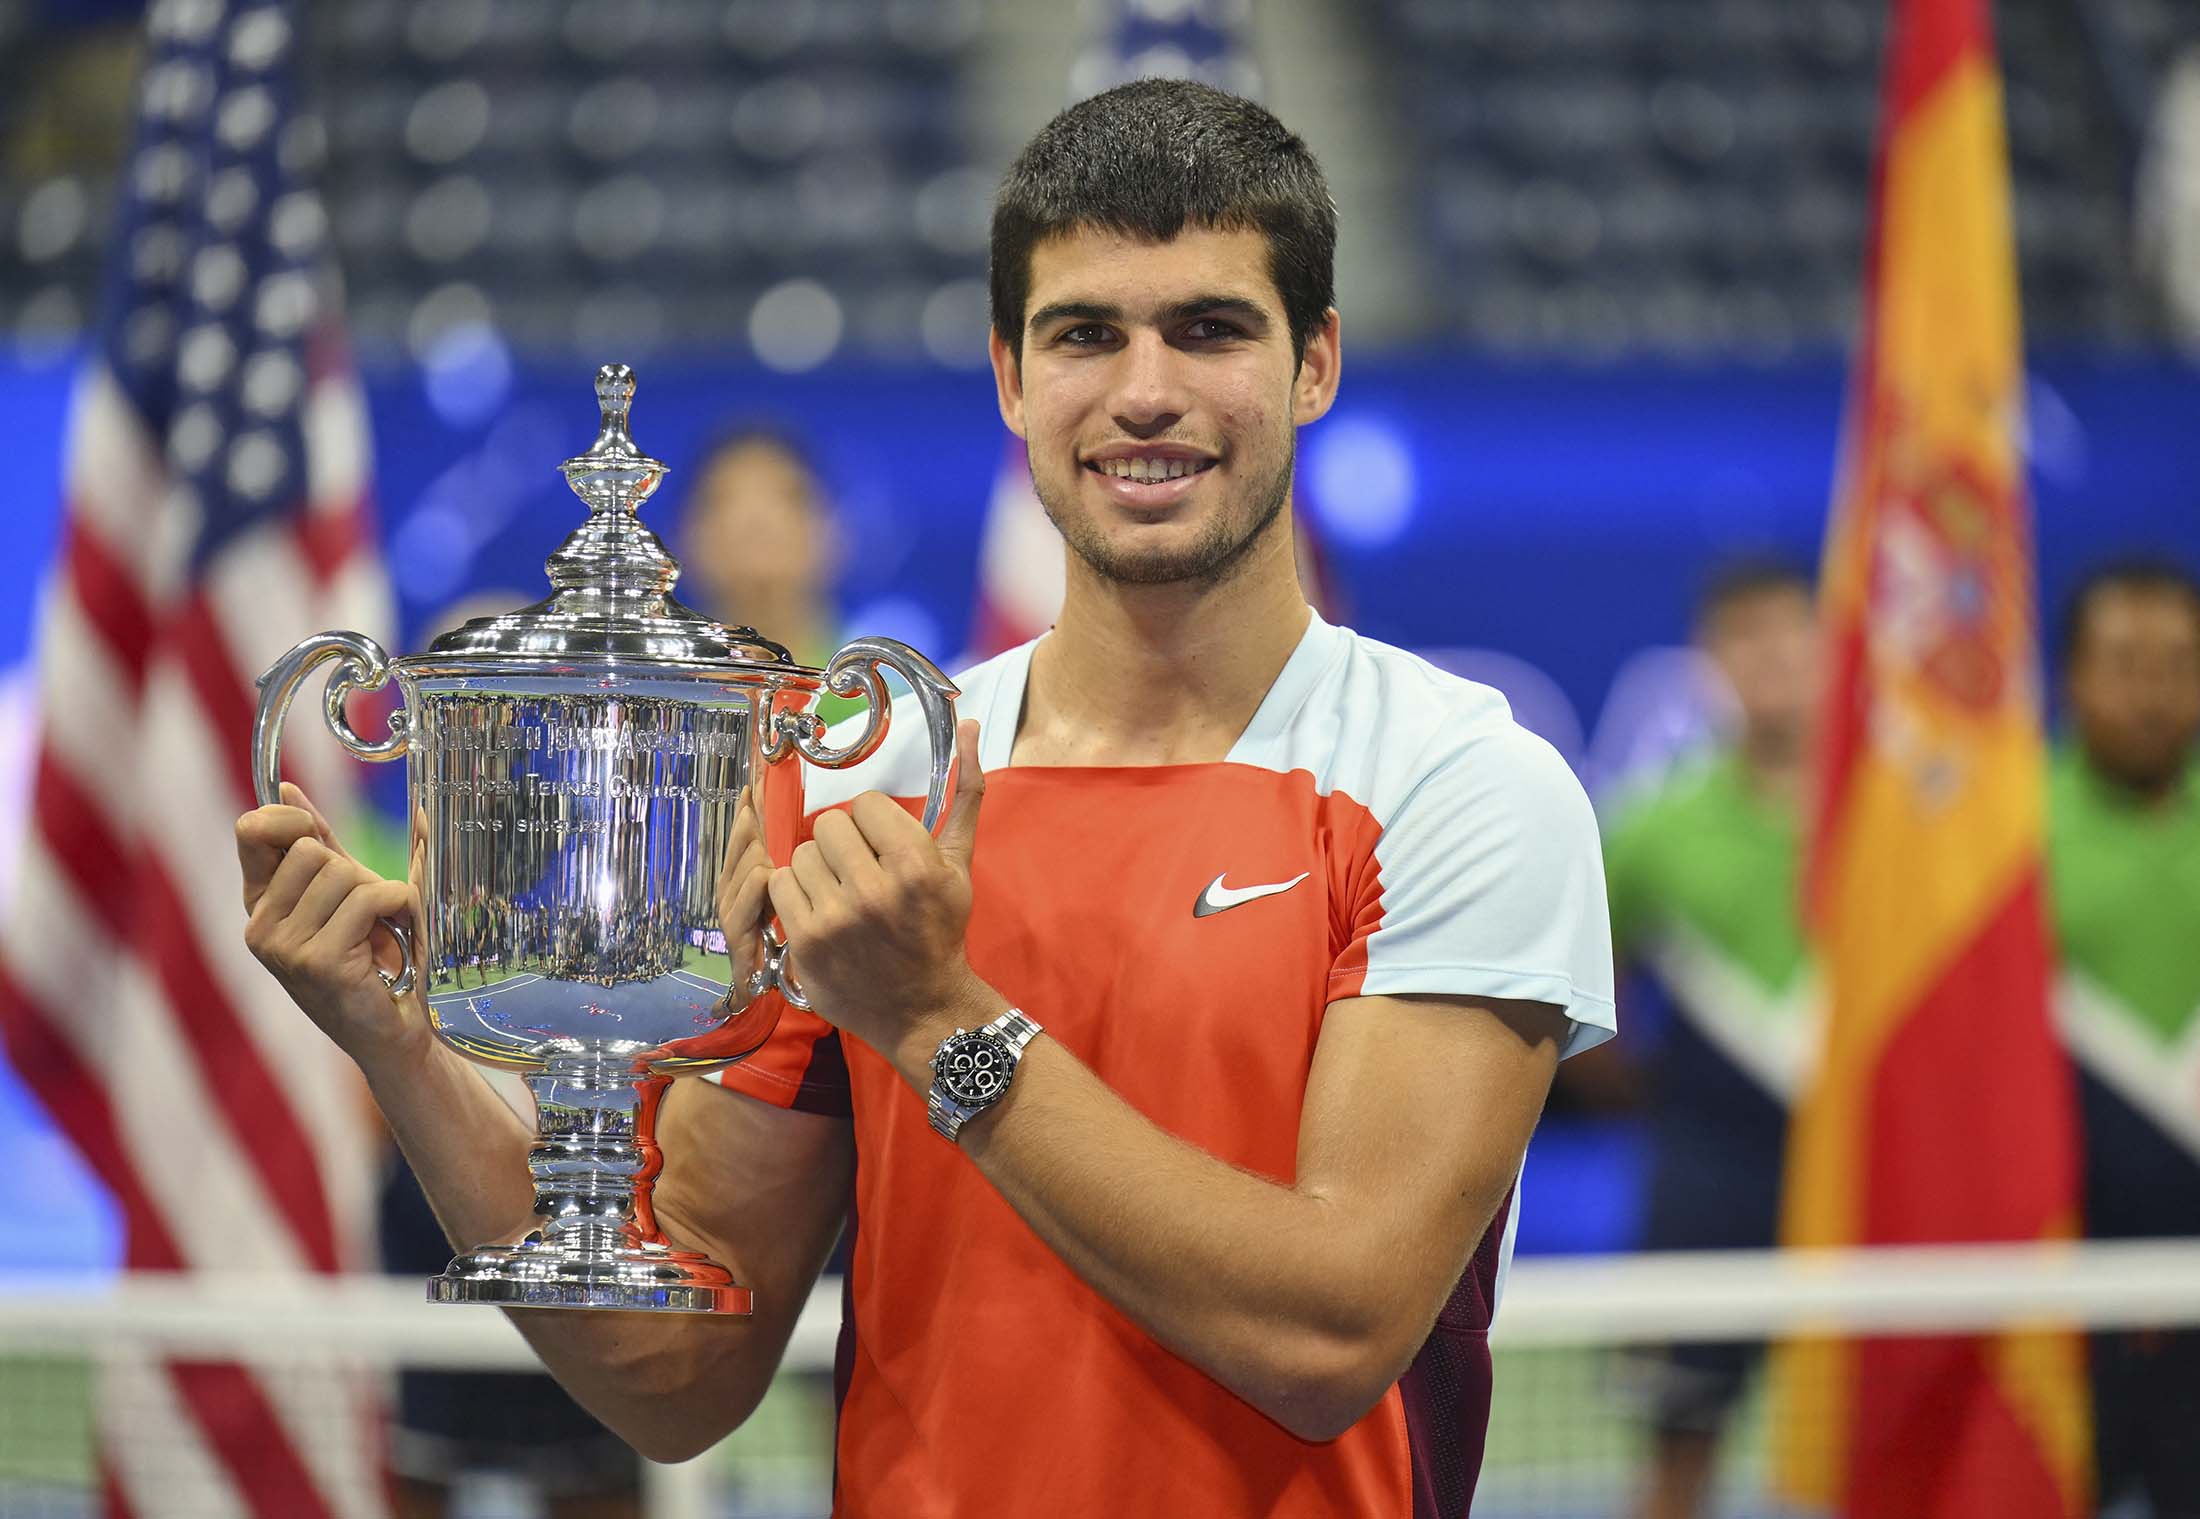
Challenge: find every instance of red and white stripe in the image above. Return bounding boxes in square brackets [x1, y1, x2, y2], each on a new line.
[967, 439, 1066, 660]
[0, 353, 395, 1518]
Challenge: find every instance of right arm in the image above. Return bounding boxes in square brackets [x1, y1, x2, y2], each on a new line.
[237, 788, 852, 1462]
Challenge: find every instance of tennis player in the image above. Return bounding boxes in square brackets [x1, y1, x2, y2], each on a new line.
[238, 79, 1616, 1515]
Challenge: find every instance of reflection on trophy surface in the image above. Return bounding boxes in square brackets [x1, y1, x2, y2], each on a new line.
[251, 364, 959, 1313]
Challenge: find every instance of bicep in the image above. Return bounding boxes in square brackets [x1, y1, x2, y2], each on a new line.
[1297, 994, 1565, 1317]
[648, 1078, 854, 1380]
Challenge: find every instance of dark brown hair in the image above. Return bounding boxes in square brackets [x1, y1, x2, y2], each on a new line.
[989, 78, 1337, 366]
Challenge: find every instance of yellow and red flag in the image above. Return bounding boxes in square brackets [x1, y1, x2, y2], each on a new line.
[1778, 0, 2089, 1514]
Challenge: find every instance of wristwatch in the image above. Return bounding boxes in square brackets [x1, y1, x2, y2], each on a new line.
[927, 1008, 1042, 1141]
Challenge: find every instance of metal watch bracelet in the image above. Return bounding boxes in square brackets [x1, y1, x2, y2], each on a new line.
[927, 1008, 1042, 1142]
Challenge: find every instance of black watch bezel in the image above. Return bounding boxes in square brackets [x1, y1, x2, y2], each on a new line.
[933, 1026, 1015, 1110]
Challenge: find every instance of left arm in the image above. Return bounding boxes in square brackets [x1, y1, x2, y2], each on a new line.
[897, 985, 1564, 1442]
[769, 721, 1570, 1441]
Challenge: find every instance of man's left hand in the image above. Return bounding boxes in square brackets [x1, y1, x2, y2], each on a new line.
[768, 717, 1003, 1081]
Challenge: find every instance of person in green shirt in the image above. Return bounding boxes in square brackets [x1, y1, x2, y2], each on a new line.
[1599, 559, 1820, 1519]
[2049, 558, 2200, 1517]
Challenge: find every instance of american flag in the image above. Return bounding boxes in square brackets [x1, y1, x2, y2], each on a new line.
[0, 1, 394, 1514]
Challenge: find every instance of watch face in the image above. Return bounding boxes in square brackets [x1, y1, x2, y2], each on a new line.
[936, 1030, 1011, 1107]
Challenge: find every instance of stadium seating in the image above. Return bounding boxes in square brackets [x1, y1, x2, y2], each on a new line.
[4, 0, 2198, 358]
[1378, 0, 2188, 352]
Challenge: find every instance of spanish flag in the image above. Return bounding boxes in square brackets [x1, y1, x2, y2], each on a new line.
[1776, 0, 2089, 1514]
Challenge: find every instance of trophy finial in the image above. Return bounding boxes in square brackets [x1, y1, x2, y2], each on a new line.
[547, 361, 678, 598]
[575, 362, 644, 472]
[562, 360, 662, 510]
[595, 362, 636, 424]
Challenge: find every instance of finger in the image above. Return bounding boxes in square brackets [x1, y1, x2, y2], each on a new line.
[719, 791, 761, 882]
[287, 853, 370, 941]
[812, 808, 885, 890]
[248, 837, 333, 931]
[767, 866, 814, 937]
[279, 782, 353, 861]
[306, 877, 417, 972]
[726, 859, 773, 930]
[717, 807, 772, 903]
[790, 838, 840, 905]
[719, 831, 773, 940]
[935, 718, 986, 871]
[237, 805, 322, 909]
[849, 789, 926, 858]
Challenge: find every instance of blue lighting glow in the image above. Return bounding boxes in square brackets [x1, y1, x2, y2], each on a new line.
[1304, 415, 1417, 548]
[420, 321, 513, 429]
[841, 596, 946, 673]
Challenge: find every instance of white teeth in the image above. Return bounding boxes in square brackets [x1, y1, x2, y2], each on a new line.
[1099, 458, 1203, 482]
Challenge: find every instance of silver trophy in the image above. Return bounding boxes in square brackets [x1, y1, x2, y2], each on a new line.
[251, 364, 957, 1313]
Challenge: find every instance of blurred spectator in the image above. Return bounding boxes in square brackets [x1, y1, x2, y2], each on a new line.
[681, 428, 840, 663]
[2049, 559, 2200, 1517]
[679, 425, 864, 727]
[1598, 559, 1821, 1519]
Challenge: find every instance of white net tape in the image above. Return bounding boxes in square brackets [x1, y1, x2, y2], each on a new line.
[2, 1240, 2196, 1518]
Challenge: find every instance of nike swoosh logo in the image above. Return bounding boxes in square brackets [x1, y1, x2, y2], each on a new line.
[1194, 871, 1311, 918]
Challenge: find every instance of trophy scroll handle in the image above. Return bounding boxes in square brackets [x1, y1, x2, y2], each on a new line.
[756, 637, 962, 1011]
[252, 631, 419, 997]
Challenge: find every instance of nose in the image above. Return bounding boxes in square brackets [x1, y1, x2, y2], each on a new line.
[1107, 330, 1189, 438]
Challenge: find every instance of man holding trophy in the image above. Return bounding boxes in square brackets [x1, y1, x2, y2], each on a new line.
[238, 79, 1615, 1516]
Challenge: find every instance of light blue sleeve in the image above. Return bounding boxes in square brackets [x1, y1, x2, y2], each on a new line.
[1343, 722, 1619, 1059]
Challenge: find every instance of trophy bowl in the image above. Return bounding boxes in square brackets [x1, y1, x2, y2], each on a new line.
[250, 364, 957, 1313]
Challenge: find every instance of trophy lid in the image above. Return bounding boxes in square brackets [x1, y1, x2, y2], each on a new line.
[423, 364, 801, 671]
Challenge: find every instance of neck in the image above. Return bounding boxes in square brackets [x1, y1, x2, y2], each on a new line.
[1738, 728, 1807, 809]
[2081, 748, 2189, 809]
[1015, 523, 1313, 767]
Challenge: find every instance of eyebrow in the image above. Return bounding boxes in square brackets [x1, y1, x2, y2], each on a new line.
[1026, 294, 1275, 335]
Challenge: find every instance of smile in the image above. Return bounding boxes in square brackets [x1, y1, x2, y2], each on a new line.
[1084, 457, 1216, 483]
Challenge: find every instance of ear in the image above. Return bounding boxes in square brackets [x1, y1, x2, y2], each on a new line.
[1292, 307, 1343, 428]
[990, 327, 1028, 439]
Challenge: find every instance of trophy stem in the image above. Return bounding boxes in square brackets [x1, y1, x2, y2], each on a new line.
[426, 1056, 750, 1313]
[527, 1058, 657, 1255]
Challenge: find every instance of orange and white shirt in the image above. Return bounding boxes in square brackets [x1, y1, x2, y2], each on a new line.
[715, 611, 1616, 1517]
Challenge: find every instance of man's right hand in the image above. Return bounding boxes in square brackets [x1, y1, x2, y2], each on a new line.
[237, 781, 431, 1068]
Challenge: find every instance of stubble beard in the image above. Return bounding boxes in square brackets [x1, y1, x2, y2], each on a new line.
[1032, 433, 1296, 589]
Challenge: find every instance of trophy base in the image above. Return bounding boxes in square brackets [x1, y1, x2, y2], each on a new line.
[429, 1239, 753, 1314]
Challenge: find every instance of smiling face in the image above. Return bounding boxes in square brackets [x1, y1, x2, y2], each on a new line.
[990, 224, 1340, 589]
